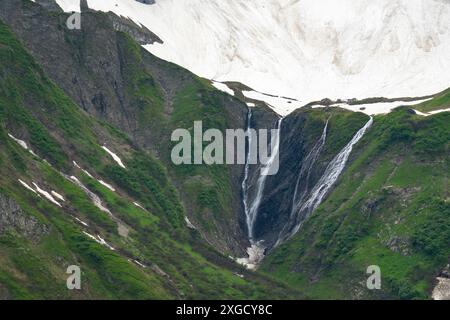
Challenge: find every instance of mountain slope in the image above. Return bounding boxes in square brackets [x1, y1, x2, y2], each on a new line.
[61, 0, 450, 113]
[0, 0, 253, 255]
[0, 10, 301, 299]
[261, 102, 450, 299]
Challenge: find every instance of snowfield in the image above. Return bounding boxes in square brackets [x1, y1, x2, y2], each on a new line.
[56, 0, 450, 115]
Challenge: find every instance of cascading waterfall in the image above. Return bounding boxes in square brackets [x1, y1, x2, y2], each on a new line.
[239, 114, 282, 269]
[279, 117, 373, 243]
[246, 117, 283, 241]
[275, 119, 329, 246]
[241, 108, 253, 236]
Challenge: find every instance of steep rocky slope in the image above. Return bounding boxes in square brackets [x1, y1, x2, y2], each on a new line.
[0, 1, 302, 299]
[261, 101, 450, 299]
[72, 0, 450, 111]
[0, 0, 448, 300]
[0, 0, 253, 255]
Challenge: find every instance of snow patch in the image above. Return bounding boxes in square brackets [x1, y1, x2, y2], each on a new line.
[236, 243, 266, 270]
[326, 99, 434, 115]
[54, 0, 81, 12]
[98, 180, 116, 192]
[102, 146, 126, 169]
[211, 81, 234, 96]
[75, 0, 450, 114]
[82, 231, 115, 251]
[8, 133, 38, 157]
[74, 217, 89, 227]
[18, 179, 38, 194]
[69, 176, 112, 215]
[32, 182, 62, 207]
[133, 202, 146, 211]
[133, 260, 147, 268]
[184, 216, 196, 229]
[242, 91, 300, 116]
[51, 191, 65, 202]
[414, 107, 450, 117]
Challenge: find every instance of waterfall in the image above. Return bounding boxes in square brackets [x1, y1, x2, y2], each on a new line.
[245, 117, 282, 241]
[242, 108, 253, 236]
[275, 119, 329, 246]
[279, 116, 373, 244]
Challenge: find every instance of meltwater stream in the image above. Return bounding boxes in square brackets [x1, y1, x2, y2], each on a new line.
[245, 117, 283, 241]
[275, 119, 330, 246]
[278, 116, 374, 244]
[239, 115, 373, 267]
[239, 112, 282, 269]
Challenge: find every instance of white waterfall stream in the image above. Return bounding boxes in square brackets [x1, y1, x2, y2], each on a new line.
[275, 119, 329, 246]
[241, 108, 253, 238]
[240, 114, 373, 266]
[239, 113, 282, 268]
[281, 117, 373, 243]
[246, 117, 282, 241]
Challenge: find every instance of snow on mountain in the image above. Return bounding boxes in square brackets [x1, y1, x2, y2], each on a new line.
[56, 0, 450, 115]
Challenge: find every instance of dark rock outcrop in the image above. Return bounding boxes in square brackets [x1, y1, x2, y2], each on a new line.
[0, 193, 49, 242]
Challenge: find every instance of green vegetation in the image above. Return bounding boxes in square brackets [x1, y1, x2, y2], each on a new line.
[0, 19, 301, 299]
[262, 107, 450, 299]
[414, 88, 450, 112]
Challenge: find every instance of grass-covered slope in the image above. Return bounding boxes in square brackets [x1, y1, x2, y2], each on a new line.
[0, 20, 301, 299]
[0, 0, 249, 254]
[262, 105, 450, 299]
[414, 88, 450, 112]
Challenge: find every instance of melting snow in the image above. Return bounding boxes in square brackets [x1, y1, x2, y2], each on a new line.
[69, 176, 112, 215]
[211, 81, 234, 96]
[51, 191, 65, 202]
[8, 133, 38, 157]
[32, 182, 62, 207]
[236, 243, 266, 270]
[82, 231, 115, 251]
[242, 91, 300, 116]
[74, 217, 89, 227]
[59, 0, 450, 115]
[133, 202, 146, 211]
[8, 134, 29, 150]
[18, 179, 38, 194]
[312, 98, 434, 116]
[184, 216, 196, 229]
[82, 170, 94, 178]
[413, 107, 450, 117]
[98, 180, 116, 192]
[329, 99, 433, 116]
[54, 0, 80, 12]
[133, 260, 147, 268]
[97, 234, 115, 251]
[102, 146, 126, 169]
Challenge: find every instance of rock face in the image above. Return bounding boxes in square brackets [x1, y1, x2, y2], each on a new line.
[109, 13, 162, 45]
[433, 264, 450, 300]
[432, 277, 450, 300]
[246, 111, 327, 248]
[0, 0, 250, 255]
[135, 0, 155, 4]
[0, 194, 49, 242]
